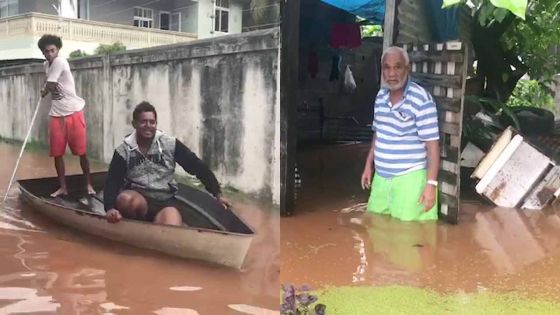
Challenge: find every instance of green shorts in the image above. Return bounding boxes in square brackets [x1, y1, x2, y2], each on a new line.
[367, 169, 438, 221]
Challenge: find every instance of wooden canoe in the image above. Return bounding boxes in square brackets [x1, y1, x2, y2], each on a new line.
[18, 172, 255, 269]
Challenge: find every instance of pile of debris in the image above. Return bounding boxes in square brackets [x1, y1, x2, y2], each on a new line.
[464, 126, 560, 210]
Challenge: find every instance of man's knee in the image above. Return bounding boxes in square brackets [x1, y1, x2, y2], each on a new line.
[154, 207, 182, 226]
[116, 191, 147, 216]
[115, 192, 133, 207]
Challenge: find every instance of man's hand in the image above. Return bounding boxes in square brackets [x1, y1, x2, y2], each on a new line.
[40, 88, 48, 98]
[361, 165, 373, 190]
[418, 184, 436, 212]
[216, 196, 232, 210]
[106, 209, 122, 223]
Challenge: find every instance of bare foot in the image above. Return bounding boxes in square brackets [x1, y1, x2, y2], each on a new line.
[87, 185, 96, 196]
[50, 187, 68, 197]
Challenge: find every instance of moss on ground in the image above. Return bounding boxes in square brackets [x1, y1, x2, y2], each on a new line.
[314, 286, 560, 315]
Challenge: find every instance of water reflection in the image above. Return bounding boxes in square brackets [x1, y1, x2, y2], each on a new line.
[281, 143, 560, 300]
[0, 286, 60, 314]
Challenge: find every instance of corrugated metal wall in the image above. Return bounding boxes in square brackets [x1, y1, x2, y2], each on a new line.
[396, 0, 432, 44]
[396, 0, 472, 45]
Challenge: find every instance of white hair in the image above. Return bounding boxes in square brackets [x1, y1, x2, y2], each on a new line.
[381, 46, 410, 65]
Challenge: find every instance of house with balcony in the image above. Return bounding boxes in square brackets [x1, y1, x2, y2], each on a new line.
[0, 0, 247, 61]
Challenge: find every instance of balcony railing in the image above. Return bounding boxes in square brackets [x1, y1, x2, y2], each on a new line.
[0, 12, 197, 48]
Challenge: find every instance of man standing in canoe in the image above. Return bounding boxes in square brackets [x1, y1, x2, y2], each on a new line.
[104, 101, 230, 225]
[38, 34, 95, 197]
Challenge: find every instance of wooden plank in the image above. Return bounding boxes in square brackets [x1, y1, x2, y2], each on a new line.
[440, 122, 461, 135]
[446, 41, 463, 50]
[450, 135, 461, 147]
[521, 166, 560, 210]
[383, 0, 397, 49]
[440, 193, 459, 209]
[439, 204, 459, 224]
[445, 111, 462, 124]
[410, 73, 462, 89]
[439, 170, 459, 185]
[443, 146, 459, 162]
[480, 141, 552, 208]
[442, 181, 458, 196]
[438, 111, 446, 126]
[432, 96, 461, 113]
[440, 159, 461, 174]
[408, 50, 464, 63]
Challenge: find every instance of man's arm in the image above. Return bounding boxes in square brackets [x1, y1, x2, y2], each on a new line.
[175, 139, 221, 197]
[425, 140, 440, 183]
[415, 96, 441, 211]
[418, 140, 440, 211]
[364, 132, 376, 170]
[45, 59, 64, 99]
[103, 151, 127, 211]
[361, 132, 376, 189]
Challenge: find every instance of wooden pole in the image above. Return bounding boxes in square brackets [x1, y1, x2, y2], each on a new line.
[383, 0, 397, 50]
[279, 0, 300, 216]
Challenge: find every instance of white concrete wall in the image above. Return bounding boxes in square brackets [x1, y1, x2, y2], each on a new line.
[0, 29, 280, 204]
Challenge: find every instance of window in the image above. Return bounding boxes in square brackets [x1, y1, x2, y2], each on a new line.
[0, 0, 18, 18]
[160, 12, 180, 32]
[160, 12, 170, 30]
[214, 0, 229, 33]
[133, 7, 153, 28]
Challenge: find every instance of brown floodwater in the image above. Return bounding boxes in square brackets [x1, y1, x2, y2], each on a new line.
[0, 142, 279, 314]
[281, 143, 560, 301]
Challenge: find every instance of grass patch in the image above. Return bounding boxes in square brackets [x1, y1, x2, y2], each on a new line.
[316, 286, 560, 315]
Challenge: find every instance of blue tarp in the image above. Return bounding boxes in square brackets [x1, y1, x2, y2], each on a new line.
[426, 0, 460, 42]
[320, 0, 386, 24]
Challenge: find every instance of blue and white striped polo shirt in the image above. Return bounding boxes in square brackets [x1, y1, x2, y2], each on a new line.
[372, 80, 439, 178]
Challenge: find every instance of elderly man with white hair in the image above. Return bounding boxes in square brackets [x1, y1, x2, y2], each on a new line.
[361, 46, 440, 221]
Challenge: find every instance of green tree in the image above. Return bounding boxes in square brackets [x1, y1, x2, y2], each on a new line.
[444, 0, 560, 103]
[506, 79, 556, 112]
[361, 25, 382, 37]
[69, 49, 88, 58]
[94, 42, 126, 55]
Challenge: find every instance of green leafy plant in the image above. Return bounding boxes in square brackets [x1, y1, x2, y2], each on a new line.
[356, 17, 382, 37]
[94, 42, 126, 55]
[69, 49, 88, 58]
[443, 0, 527, 20]
[442, 0, 560, 104]
[506, 79, 556, 112]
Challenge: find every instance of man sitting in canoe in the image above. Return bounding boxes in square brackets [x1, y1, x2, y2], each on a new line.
[103, 101, 230, 225]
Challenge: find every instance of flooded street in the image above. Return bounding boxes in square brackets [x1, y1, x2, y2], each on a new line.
[281, 143, 560, 302]
[0, 142, 279, 314]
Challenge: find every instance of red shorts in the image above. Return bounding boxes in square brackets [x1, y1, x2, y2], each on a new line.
[49, 111, 87, 157]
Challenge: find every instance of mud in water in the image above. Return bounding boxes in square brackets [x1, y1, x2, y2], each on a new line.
[0, 142, 279, 314]
[281, 143, 560, 302]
